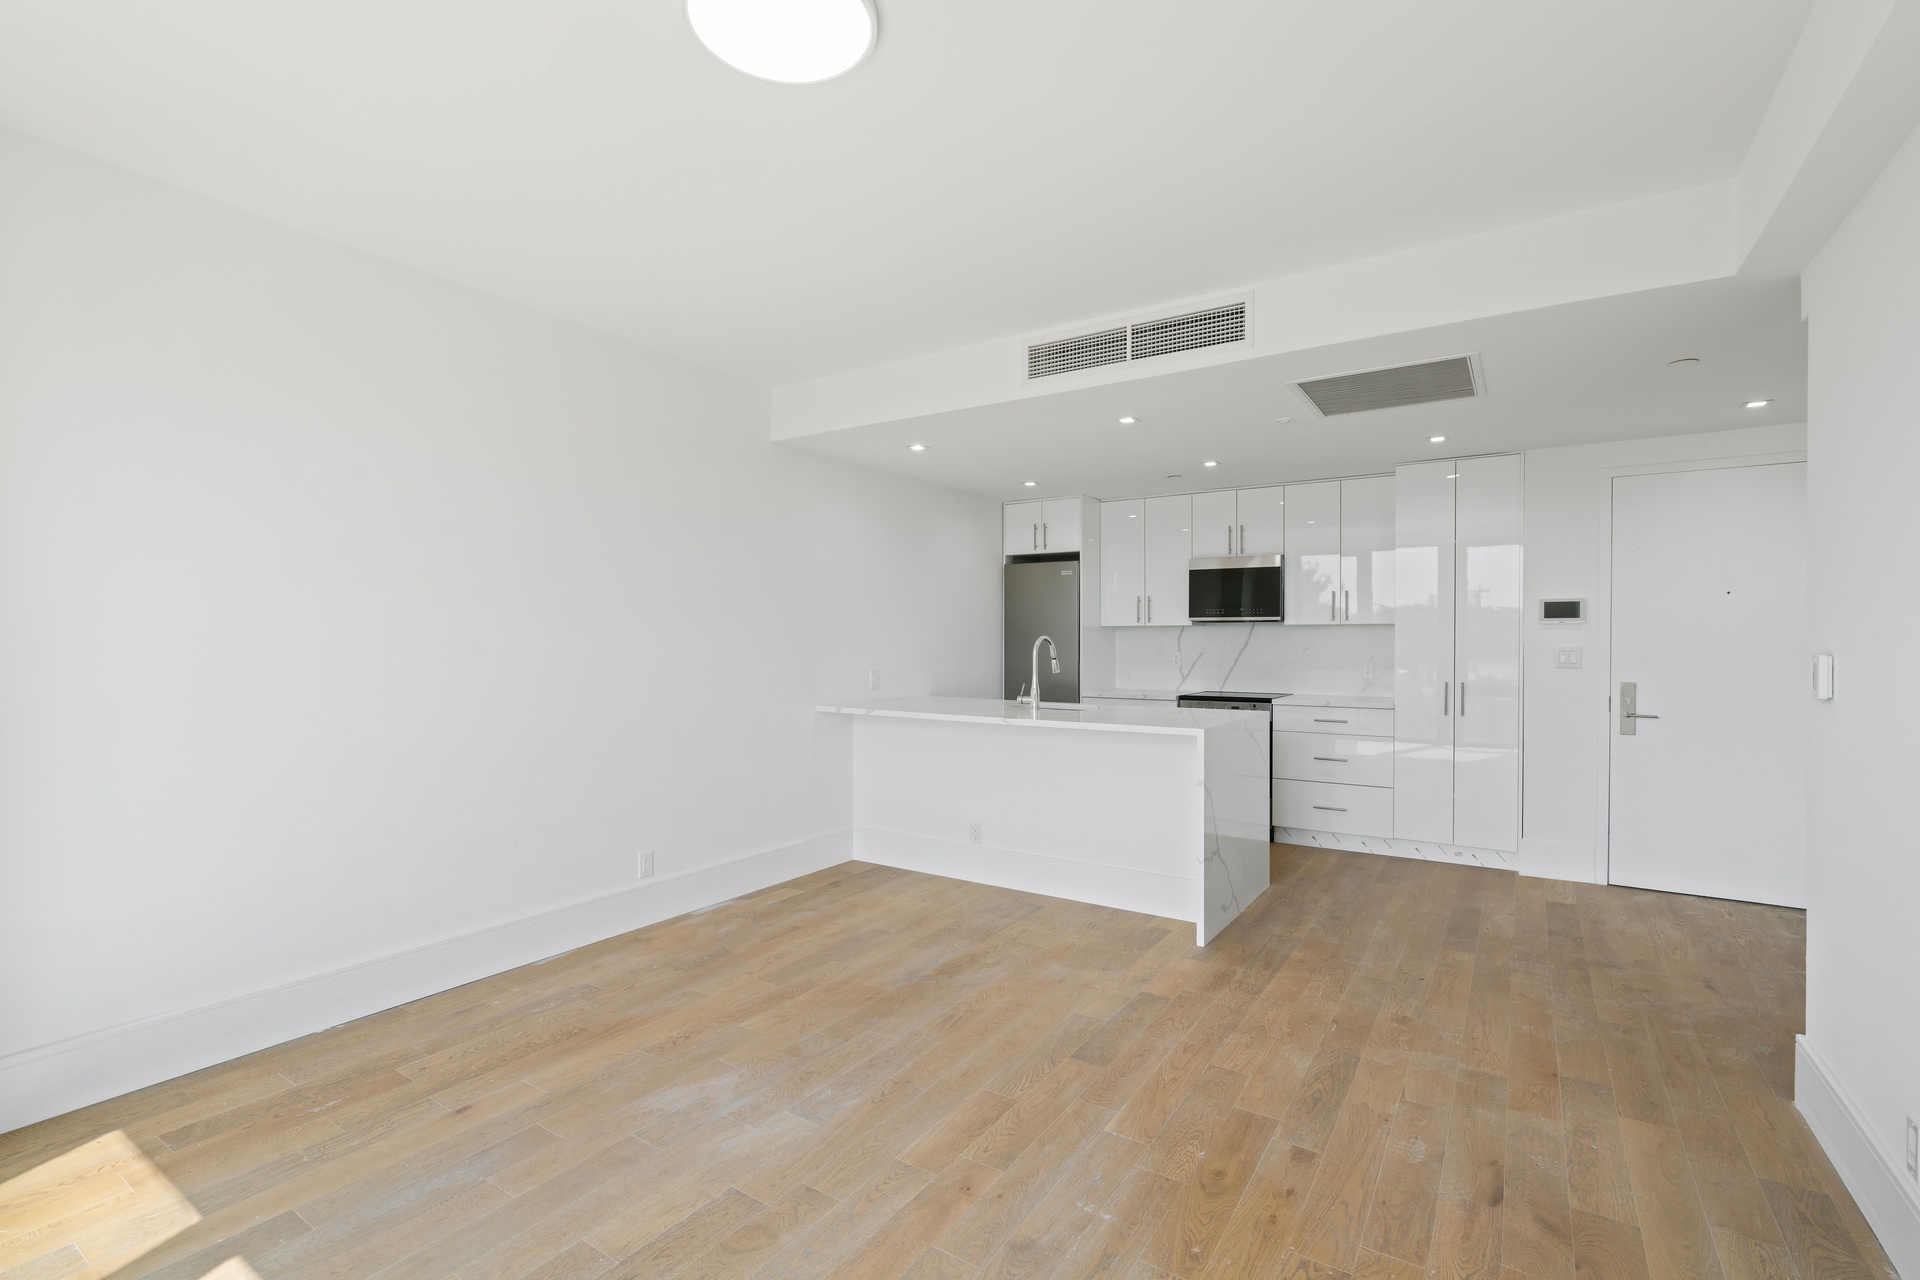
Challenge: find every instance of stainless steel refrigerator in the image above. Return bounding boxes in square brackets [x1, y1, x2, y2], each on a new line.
[1004, 558, 1081, 703]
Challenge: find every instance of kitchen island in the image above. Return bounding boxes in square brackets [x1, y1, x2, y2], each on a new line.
[816, 697, 1271, 944]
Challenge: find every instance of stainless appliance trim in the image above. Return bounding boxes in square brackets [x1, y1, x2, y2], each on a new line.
[1189, 554, 1285, 570]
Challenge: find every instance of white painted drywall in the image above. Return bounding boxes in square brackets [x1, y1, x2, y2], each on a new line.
[1517, 422, 1807, 883]
[1801, 114, 1920, 1256]
[0, 128, 1000, 1120]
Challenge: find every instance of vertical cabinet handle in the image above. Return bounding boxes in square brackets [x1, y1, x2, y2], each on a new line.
[1042, 522, 1049, 549]
[1227, 525, 1233, 555]
[1342, 589, 1350, 622]
[1443, 681, 1450, 716]
[1147, 596, 1152, 622]
[1459, 681, 1467, 716]
[1031, 523, 1038, 550]
[1135, 596, 1141, 623]
[1238, 524, 1245, 554]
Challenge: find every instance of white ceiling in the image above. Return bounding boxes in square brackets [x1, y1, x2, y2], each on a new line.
[0, 0, 1814, 384]
[781, 276, 1807, 500]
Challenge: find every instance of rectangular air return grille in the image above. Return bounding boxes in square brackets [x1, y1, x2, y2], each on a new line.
[1027, 327, 1129, 379]
[1130, 302, 1247, 361]
[1026, 300, 1248, 379]
[1296, 356, 1477, 416]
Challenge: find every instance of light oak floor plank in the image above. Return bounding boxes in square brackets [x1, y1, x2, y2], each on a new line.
[0, 851, 1897, 1280]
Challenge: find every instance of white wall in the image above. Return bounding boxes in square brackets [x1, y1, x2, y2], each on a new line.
[0, 128, 1000, 1129]
[1517, 423, 1807, 883]
[1800, 115, 1920, 1271]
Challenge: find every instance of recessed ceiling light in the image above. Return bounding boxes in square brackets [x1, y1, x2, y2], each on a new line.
[1744, 399, 1773, 409]
[1203, 460, 1218, 468]
[685, 0, 877, 84]
[1429, 435, 1446, 443]
[908, 443, 925, 451]
[1022, 480, 1036, 486]
[1118, 416, 1136, 424]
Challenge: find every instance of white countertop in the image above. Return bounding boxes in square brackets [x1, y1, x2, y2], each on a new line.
[817, 696, 1264, 737]
[1081, 689, 1394, 710]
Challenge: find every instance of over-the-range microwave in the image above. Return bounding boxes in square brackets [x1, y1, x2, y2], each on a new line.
[1187, 555, 1284, 622]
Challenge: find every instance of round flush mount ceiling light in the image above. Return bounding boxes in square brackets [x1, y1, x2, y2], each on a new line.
[1429, 435, 1447, 443]
[1203, 460, 1218, 467]
[686, 0, 877, 84]
[908, 443, 925, 451]
[1023, 480, 1036, 487]
[1117, 416, 1136, 424]
[1744, 399, 1773, 409]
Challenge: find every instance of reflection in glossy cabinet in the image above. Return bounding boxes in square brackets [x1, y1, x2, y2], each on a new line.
[1392, 462, 1457, 843]
[1143, 494, 1191, 625]
[1452, 454, 1522, 852]
[1004, 501, 1044, 556]
[1285, 481, 1341, 625]
[1100, 499, 1145, 625]
[1340, 475, 1396, 624]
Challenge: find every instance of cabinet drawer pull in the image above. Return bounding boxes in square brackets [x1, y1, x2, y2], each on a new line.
[1312, 756, 1348, 763]
[1311, 805, 1349, 812]
[1312, 718, 1348, 723]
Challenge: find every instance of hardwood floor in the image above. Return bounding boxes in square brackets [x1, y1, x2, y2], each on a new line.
[0, 848, 1896, 1280]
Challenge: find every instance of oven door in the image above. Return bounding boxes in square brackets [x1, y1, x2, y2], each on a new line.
[1187, 556, 1283, 622]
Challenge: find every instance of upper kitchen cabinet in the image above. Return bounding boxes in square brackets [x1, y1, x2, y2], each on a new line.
[1340, 475, 1395, 624]
[1284, 477, 1394, 625]
[1238, 487, 1286, 555]
[1099, 494, 1191, 625]
[1189, 487, 1286, 558]
[1284, 481, 1342, 624]
[1190, 490, 1237, 558]
[1099, 500, 1145, 625]
[1004, 497, 1092, 556]
[1004, 501, 1044, 556]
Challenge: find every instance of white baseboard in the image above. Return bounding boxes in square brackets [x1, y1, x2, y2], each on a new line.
[1517, 837, 1601, 884]
[0, 829, 854, 1135]
[850, 826, 1193, 924]
[1797, 1035, 1920, 1279]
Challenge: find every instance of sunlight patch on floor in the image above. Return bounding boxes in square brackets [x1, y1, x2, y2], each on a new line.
[0, 1129, 200, 1278]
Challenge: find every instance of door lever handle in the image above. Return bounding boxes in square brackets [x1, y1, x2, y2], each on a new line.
[1625, 713, 1659, 719]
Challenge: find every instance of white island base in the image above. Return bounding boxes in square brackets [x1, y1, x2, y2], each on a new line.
[817, 697, 1272, 944]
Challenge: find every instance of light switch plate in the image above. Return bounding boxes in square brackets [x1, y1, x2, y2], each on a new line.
[1556, 647, 1583, 669]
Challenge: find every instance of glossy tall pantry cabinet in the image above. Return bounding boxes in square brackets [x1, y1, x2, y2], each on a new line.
[1392, 455, 1522, 852]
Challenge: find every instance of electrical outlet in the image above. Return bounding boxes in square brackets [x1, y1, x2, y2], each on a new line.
[868, 669, 881, 690]
[638, 849, 654, 879]
[1907, 1116, 1917, 1179]
[1363, 661, 1376, 681]
[969, 822, 983, 846]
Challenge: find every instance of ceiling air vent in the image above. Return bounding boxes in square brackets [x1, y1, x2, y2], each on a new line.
[1130, 302, 1247, 362]
[1027, 327, 1129, 379]
[1296, 356, 1477, 416]
[1025, 299, 1250, 380]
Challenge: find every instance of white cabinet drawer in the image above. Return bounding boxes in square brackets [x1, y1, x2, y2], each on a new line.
[1274, 780, 1394, 837]
[1271, 704, 1394, 737]
[1273, 731, 1393, 787]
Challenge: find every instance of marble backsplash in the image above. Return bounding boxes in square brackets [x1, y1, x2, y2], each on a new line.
[1091, 622, 1395, 698]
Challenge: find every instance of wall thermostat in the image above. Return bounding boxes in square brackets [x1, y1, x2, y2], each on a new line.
[1539, 598, 1586, 624]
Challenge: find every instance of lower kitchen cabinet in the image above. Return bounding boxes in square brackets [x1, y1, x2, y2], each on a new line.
[1273, 779, 1394, 837]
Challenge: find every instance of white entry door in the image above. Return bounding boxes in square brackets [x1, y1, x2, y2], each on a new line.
[1609, 463, 1807, 907]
